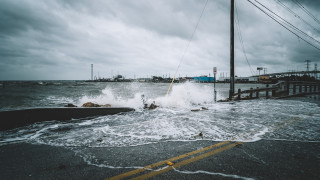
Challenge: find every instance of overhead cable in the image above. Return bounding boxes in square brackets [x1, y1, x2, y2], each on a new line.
[235, 1, 255, 76]
[273, 0, 320, 33]
[292, 0, 320, 25]
[247, 0, 320, 51]
[166, 0, 209, 95]
[254, 0, 320, 45]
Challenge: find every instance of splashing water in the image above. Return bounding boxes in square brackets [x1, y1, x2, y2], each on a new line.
[0, 82, 319, 148]
[77, 82, 219, 109]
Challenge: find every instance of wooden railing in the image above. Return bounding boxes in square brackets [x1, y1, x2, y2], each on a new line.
[228, 81, 320, 100]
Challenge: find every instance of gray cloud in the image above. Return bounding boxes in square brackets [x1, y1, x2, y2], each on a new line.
[0, 0, 319, 80]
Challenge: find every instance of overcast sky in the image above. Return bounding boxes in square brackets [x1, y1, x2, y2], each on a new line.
[0, 0, 320, 80]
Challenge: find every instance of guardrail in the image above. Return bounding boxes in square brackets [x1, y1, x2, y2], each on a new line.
[223, 81, 320, 101]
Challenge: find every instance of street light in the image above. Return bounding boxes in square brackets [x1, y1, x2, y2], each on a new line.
[257, 67, 263, 75]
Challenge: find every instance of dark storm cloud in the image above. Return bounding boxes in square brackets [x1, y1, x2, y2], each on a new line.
[0, 1, 66, 36]
[54, 0, 201, 39]
[0, 0, 319, 80]
[233, 0, 320, 75]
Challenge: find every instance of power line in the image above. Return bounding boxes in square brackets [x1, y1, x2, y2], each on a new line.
[273, 0, 320, 33]
[173, 0, 209, 75]
[235, 1, 255, 76]
[292, 0, 320, 25]
[254, 0, 320, 46]
[166, 0, 209, 95]
[247, 0, 320, 51]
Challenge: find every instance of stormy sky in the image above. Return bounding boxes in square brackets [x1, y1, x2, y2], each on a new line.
[0, 0, 319, 80]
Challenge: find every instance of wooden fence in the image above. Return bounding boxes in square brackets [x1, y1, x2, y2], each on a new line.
[230, 81, 320, 100]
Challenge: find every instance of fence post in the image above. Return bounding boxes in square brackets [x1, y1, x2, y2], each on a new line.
[272, 88, 276, 97]
[299, 84, 302, 93]
[250, 88, 253, 98]
[293, 84, 296, 94]
[256, 87, 259, 98]
[266, 84, 269, 99]
[286, 82, 290, 95]
[305, 84, 308, 93]
[238, 89, 241, 100]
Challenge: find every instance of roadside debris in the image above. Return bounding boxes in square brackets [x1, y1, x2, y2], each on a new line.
[166, 161, 174, 166]
[142, 100, 159, 110]
[141, 95, 160, 110]
[148, 101, 159, 110]
[191, 109, 200, 112]
[191, 107, 208, 112]
[195, 132, 203, 139]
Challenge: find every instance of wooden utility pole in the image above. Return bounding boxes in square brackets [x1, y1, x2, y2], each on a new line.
[229, 0, 235, 99]
[213, 67, 217, 102]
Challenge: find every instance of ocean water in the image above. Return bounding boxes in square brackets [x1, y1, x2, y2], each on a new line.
[0, 81, 319, 148]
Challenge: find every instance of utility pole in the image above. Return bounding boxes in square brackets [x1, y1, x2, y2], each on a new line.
[213, 67, 217, 102]
[315, 63, 318, 80]
[91, 64, 93, 80]
[229, 0, 235, 99]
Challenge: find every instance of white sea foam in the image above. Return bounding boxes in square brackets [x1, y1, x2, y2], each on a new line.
[78, 87, 144, 109]
[173, 167, 255, 180]
[77, 82, 218, 110]
[1, 83, 319, 148]
[153, 82, 214, 108]
[44, 96, 75, 104]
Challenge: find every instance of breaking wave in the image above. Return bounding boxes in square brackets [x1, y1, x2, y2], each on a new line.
[1, 82, 319, 149]
[77, 82, 219, 110]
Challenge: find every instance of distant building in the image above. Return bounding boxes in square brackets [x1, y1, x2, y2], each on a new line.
[248, 77, 258, 82]
[193, 76, 214, 83]
[137, 78, 151, 82]
[258, 75, 271, 83]
[218, 76, 258, 83]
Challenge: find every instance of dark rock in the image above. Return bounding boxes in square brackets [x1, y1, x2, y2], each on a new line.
[101, 104, 111, 107]
[64, 104, 77, 107]
[148, 101, 159, 110]
[201, 107, 208, 110]
[82, 102, 100, 107]
[149, 103, 158, 110]
[195, 132, 203, 139]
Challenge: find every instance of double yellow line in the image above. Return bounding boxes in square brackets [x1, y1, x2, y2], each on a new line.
[107, 141, 241, 180]
[107, 116, 304, 179]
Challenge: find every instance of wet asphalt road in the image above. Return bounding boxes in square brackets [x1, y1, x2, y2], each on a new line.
[0, 139, 319, 180]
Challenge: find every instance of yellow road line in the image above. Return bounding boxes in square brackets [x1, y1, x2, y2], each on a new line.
[132, 142, 242, 180]
[106, 141, 230, 180]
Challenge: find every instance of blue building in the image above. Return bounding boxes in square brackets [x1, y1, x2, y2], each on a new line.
[193, 76, 214, 82]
